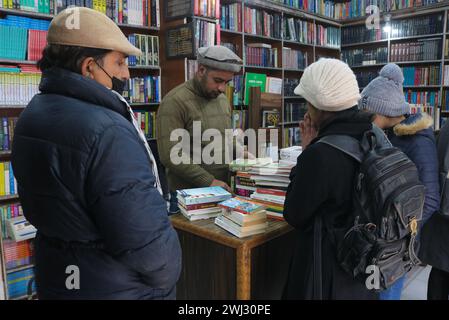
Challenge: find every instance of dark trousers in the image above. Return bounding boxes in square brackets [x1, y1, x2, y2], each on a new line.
[428, 267, 449, 300]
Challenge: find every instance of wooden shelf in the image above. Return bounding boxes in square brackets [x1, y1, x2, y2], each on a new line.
[350, 63, 387, 69]
[403, 85, 441, 89]
[244, 33, 282, 42]
[0, 8, 53, 19]
[0, 195, 19, 202]
[284, 96, 304, 99]
[10, 293, 37, 300]
[221, 29, 243, 35]
[116, 23, 160, 31]
[191, 15, 219, 23]
[130, 102, 160, 106]
[341, 39, 388, 48]
[314, 44, 341, 50]
[0, 151, 11, 157]
[389, 33, 444, 41]
[244, 65, 282, 71]
[6, 264, 35, 274]
[128, 65, 160, 70]
[283, 68, 305, 72]
[282, 40, 314, 48]
[393, 60, 442, 65]
[280, 122, 300, 126]
[0, 105, 26, 109]
[0, 59, 37, 65]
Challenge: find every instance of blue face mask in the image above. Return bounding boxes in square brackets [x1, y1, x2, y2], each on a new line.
[94, 61, 126, 94]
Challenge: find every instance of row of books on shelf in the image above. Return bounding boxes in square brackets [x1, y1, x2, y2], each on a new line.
[231, 110, 248, 131]
[0, 117, 18, 152]
[166, 0, 220, 20]
[332, 0, 443, 20]
[225, 75, 244, 107]
[0, 162, 18, 197]
[342, 47, 388, 67]
[282, 47, 308, 70]
[390, 39, 441, 62]
[315, 25, 340, 48]
[441, 89, 449, 110]
[284, 78, 300, 97]
[0, 0, 53, 13]
[244, 73, 283, 105]
[0, 203, 23, 238]
[410, 104, 434, 115]
[342, 24, 388, 45]
[284, 102, 307, 123]
[272, 0, 337, 18]
[245, 44, 279, 68]
[55, 0, 160, 27]
[5, 267, 35, 299]
[1, 239, 33, 270]
[193, 20, 216, 53]
[283, 127, 301, 147]
[131, 111, 156, 139]
[220, 3, 241, 32]
[355, 71, 378, 89]
[0, 69, 41, 106]
[243, 6, 282, 39]
[0, 15, 50, 61]
[443, 65, 449, 86]
[284, 18, 314, 45]
[127, 34, 159, 67]
[123, 76, 160, 104]
[402, 66, 441, 86]
[405, 90, 439, 109]
[389, 13, 444, 38]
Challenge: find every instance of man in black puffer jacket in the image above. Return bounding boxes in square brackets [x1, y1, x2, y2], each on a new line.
[11, 7, 181, 299]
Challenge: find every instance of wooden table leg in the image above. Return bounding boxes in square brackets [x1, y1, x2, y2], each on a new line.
[236, 244, 251, 300]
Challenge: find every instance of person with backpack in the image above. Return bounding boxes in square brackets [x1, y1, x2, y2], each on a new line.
[282, 58, 380, 299]
[418, 119, 449, 300]
[359, 63, 440, 300]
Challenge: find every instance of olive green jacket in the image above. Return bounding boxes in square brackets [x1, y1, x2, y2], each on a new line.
[156, 78, 232, 191]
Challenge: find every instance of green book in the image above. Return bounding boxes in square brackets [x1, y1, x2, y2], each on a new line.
[244, 72, 267, 106]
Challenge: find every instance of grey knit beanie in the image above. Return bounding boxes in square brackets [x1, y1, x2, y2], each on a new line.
[358, 63, 410, 116]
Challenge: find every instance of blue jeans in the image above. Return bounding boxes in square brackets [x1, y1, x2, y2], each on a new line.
[379, 276, 405, 300]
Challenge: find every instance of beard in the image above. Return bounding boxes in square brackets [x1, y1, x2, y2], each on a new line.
[199, 75, 221, 99]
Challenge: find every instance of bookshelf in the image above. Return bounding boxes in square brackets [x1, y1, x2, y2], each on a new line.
[0, 0, 163, 300]
[162, 0, 342, 148]
[341, 6, 449, 130]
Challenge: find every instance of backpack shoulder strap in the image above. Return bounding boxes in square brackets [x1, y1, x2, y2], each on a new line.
[318, 135, 364, 163]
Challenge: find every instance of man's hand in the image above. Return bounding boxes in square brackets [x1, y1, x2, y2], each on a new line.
[210, 179, 232, 193]
[299, 112, 318, 150]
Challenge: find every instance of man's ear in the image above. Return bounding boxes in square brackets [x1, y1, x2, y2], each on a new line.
[197, 64, 208, 77]
[81, 57, 95, 78]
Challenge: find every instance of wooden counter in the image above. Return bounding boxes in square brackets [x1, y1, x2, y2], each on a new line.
[170, 214, 295, 300]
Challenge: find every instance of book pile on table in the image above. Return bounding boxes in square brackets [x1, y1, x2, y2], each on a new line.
[214, 197, 268, 238]
[177, 186, 232, 221]
[233, 162, 294, 220]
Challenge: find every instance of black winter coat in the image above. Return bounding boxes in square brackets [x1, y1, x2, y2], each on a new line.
[11, 67, 182, 299]
[282, 108, 378, 300]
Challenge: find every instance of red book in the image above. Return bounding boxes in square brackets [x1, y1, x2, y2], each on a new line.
[179, 202, 218, 211]
[256, 188, 286, 197]
[215, 0, 220, 19]
[216, 23, 221, 45]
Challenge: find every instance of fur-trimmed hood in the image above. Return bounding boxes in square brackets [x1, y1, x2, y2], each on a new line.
[392, 112, 434, 137]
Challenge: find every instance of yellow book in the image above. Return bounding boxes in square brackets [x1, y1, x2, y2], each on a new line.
[0, 163, 5, 196]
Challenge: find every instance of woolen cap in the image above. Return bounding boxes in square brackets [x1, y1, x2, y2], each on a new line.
[294, 58, 360, 112]
[358, 63, 410, 117]
[197, 45, 243, 73]
[47, 7, 142, 56]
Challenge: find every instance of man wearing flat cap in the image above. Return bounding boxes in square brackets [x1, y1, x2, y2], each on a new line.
[156, 45, 243, 213]
[11, 7, 181, 299]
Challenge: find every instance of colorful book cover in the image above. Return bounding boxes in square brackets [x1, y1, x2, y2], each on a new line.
[244, 72, 267, 105]
[177, 186, 232, 205]
[218, 197, 265, 214]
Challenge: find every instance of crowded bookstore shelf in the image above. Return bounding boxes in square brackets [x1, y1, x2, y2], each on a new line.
[0, 0, 161, 300]
[0, 0, 449, 300]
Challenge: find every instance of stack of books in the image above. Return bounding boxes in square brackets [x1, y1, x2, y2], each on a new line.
[215, 197, 268, 238]
[177, 186, 232, 221]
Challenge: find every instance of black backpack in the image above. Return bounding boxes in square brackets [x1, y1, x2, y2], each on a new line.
[317, 126, 425, 292]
